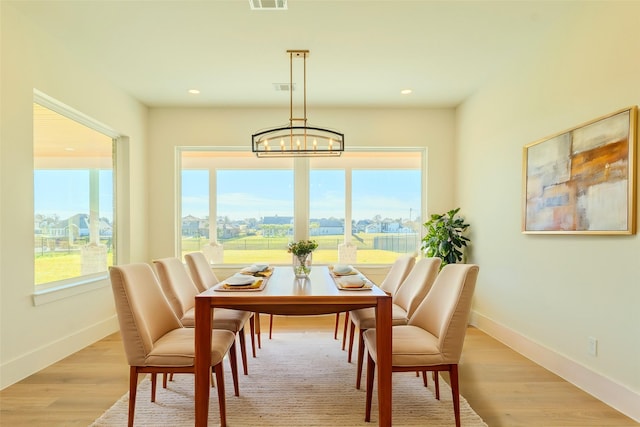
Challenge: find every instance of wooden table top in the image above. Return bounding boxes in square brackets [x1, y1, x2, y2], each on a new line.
[197, 265, 388, 315]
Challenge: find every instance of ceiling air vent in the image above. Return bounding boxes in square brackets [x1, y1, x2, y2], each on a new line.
[250, 0, 287, 10]
[273, 83, 296, 92]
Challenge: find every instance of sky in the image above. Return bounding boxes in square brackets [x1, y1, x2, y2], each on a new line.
[33, 168, 421, 224]
[182, 169, 421, 222]
[34, 170, 113, 221]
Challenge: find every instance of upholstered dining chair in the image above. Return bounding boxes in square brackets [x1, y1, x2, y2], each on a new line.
[346, 254, 415, 359]
[109, 263, 238, 427]
[351, 256, 441, 389]
[362, 263, 479, 427]
[153, 257, 252, 376]
[334, 255, 414, 348]
[184, 252, 258, 357]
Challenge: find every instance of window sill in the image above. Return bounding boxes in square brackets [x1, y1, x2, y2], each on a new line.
[32, 273, 110, 306]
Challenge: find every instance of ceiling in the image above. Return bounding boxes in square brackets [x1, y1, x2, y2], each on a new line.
[10, 0, 581, 109]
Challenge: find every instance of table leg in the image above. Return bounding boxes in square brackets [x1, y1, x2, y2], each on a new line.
[375, 296, 392, 426]
[195, 297, 212, 426]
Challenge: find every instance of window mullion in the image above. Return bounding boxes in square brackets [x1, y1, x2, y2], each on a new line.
[209, 167, 217, 243]
[344, 167, 352, 243]
[293, 157, 309, 240]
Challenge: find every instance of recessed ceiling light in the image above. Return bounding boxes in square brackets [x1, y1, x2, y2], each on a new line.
[188, 89, 200, 94]
[64, 147, 75, 152]
[401, 89, 412, 95]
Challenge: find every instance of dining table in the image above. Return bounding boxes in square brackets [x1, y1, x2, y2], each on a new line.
[194, 265, 393, 426]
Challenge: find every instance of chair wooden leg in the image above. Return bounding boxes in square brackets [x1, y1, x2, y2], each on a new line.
[334, 312, 341, 339]
[422, 370, 428, 387]
[255, 312, 262, 348]
[347, 321, 356, 362]
[214, 363, 227, 427]
[269, 314, 274, 339]
[128, 367, 138, 427]
[239, 327, 248, 375]
[249, 315, 257, 358]
[163, 373, 168, 388]
[434, 371, 440, 400]
[150, 373, 157, 402]
[229, 340, 240, 397]
[450, 364, 461, 427]
[341, 311, 350, 350]
[364, 352, 376, 422]
[355, 329, 365, 389]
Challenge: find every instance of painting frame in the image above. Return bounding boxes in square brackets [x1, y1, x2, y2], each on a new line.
[522, 106, 637, 235]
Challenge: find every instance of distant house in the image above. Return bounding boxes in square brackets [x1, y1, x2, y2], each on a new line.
[182, 215, 209, 238]
[354, 219, 372, 233]
[262, 216, 293, 225]
[364, 223, 381, 233]
[311, 218, 344, 236]
[382, 220, 400, 233]
[217, 223, 239, 239]
[47, 213, 113, 238]
[261, 216, 293, 237]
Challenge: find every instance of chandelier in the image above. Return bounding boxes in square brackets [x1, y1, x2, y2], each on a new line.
[251, 50, 344, 157]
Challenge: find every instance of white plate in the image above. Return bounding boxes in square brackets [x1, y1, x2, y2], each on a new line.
[225, 275, 256, 286]
[333, 264, 353, 275]
[337, 276, 365, 288]
[241, 264, 270, 273]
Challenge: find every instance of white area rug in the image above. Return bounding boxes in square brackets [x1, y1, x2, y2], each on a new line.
[91, 332, 487, 426]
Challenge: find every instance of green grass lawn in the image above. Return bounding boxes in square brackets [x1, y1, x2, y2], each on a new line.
[184, 233, 415, 264]
[35, 252, 114, 285]
[35, 233, 416, 284]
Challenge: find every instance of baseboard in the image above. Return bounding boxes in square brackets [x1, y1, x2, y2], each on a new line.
[469, 311, 640, 423]
[0, 315, 119, 390]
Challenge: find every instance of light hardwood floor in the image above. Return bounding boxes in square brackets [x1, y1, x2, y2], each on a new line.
[1, 315, 637, 426]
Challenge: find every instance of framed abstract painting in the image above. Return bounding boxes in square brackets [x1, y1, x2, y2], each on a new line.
[523, 106, 637, 234]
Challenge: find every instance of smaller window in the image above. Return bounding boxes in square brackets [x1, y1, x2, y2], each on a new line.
[33, 101, 115, 286]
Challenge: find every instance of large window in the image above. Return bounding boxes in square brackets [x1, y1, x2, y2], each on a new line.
[33, 98, 116, 287]
[179, 149, 423, 265]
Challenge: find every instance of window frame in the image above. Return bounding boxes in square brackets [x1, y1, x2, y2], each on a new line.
[177, 146, 426, 266]
[32, 90, 120, 305]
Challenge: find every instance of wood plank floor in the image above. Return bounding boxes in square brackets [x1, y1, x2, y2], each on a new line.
[1, 315, 637, 426]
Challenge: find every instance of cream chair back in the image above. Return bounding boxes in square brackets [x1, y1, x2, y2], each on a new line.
[409, 263, 479, 363]
[185, 252, 220, 293]
[153, 257, 199, 319]
[379, 254, 415, 296]
[392, 257, 441, 319]
[109, 263, 183, 366]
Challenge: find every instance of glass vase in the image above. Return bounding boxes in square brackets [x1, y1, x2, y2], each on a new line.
[293, 252, 312, 278]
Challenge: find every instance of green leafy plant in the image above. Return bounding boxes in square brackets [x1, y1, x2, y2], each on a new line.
[421, 208, 470, 268]
[287, 239, 318, 256]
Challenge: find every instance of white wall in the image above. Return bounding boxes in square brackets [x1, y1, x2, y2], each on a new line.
[457, 2, 640, 420]
[0, 4, 148, 388]
[147, 107, 456, 260]
[4, 1, 637, 420]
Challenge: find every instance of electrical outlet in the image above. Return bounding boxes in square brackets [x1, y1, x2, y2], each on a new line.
[588, 336, 598, 357]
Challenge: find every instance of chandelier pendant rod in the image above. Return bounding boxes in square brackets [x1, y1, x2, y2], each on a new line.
[251, 49, 343, 157]
[289, 50, 294, 150]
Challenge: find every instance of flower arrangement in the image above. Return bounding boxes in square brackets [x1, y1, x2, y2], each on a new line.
[288, 240, 318, 277]
[287, 239, 318, 256]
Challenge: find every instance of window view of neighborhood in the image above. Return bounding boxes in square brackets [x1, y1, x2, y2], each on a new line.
[34, 170, 114, 285]
[33, 101, 114, 286]
[182, 213, 421, 264]
[180, 157, 423, 264]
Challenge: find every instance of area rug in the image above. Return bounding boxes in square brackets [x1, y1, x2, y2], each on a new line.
[91, 332, 487, 426]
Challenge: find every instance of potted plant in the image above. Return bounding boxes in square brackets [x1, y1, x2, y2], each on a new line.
[288, 239, 318, 277]
[421, 208, 470, 268]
